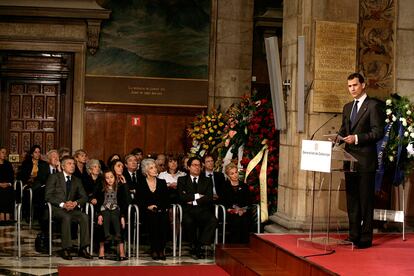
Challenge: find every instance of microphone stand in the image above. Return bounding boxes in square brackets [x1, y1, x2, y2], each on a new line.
[310, 114, 338, 140]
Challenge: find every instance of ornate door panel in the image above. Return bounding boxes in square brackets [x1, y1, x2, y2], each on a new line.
[8, 81, 60, 155]
[0, 52, 73, 160]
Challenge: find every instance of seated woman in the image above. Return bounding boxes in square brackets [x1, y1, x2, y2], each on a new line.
[84, 159, 102, 201]
[107, 153, 121, 170]
[223, 163, 251, 244]
[17, 145, 49, 221]
[93, 170, 129, 261]
[157, 154, 186, 204]
[138, 158, 169, 260]
[0, 147, 14, 222]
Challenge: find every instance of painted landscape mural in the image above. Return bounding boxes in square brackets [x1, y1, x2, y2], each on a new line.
[87, 0, 211, 79]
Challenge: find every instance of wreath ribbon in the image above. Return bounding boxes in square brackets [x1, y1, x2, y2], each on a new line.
[244, 141, 269, 222]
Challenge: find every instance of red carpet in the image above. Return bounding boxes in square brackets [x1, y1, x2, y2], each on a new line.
[59, 264, 229, 276]
[259, 233, 414, 276]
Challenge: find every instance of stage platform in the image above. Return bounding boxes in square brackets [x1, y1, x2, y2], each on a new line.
[215, 233, 414, 276]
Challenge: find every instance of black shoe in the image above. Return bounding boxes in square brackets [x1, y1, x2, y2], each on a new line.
[151, 251, 159, 260]
[158, 251, 166, 261]
[98, 256, 105, 260]
[61, 249, 72, 260]
[357, 241, 372, 249]
[117, 256, 128, 261]
[78, 248, 93, 259]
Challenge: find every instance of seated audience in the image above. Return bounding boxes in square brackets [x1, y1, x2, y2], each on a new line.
[223, 163, 251, 244]
[203, 155, 225, 204]
[109, 159, 130, 259]
[138, 158, 169, 260]
[155, 153, 167, 173]
[17, 145, 49, 222]
[158, 154, 186, 204]
[94, 170, 128, 260]
[45, 156, 92, 260]
[177, 156, 217, 259]
[107, 153, 121, 169]
[84, 159, 102, 200]
[122, 154, 141, 202]
[130, 148, 144, 171]
[0, 147, 14, 222]
[58, 147, 71, 160]
[73, 149, 89, 186]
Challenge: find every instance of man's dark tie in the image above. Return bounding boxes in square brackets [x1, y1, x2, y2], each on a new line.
[350, 100, 359, 127]
[192, 177, 197, 192]
[52, 168, 56, 174]
[66, 176, 72, 199]
[132, 172, 137, 184]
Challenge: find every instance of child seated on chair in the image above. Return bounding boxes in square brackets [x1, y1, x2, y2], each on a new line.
[94, 170, 127, 260]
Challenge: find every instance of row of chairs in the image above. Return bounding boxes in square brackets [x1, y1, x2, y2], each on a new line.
[14, 194, 261, 259]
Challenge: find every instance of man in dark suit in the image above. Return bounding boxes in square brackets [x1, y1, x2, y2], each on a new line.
[45, 156, 92, 260]
[338, 72, 385, 249]
[203, 155, 225, 204]
[123, 154, 142, 203]
[177, 156, 217, 259]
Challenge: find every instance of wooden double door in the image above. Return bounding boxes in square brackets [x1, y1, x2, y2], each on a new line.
[0, 52, 73, 160]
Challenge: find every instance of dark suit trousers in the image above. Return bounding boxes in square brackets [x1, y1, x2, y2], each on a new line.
[102, 209, 121, 238]
[345, 171, 375, 243]
[52, 207, 90, 249]
[182, 206, 217, 246]
[227, 212, 250, 244]
[145, 210, 169, 252]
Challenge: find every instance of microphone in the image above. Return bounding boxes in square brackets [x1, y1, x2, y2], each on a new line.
[310, 114, 338, 140]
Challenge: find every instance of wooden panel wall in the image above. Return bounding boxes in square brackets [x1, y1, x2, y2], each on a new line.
[84, 104, 202, 161]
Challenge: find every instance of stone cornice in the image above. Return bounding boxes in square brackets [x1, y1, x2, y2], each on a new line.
[0, 0, 110, 55]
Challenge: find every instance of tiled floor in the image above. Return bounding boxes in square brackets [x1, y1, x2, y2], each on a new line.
[0, 222, 214, 276]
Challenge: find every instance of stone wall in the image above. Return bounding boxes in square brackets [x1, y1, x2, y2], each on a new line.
[208, 0, 254, 110]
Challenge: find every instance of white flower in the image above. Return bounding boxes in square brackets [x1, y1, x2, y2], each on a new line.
[409, 126, 413, 132]
[411, 132, 414, 139]
[404, 131, 409, 137]
[386, 99, 392, 106]
[392, 115, 397, 122]
[403, 121, 408, 127]
[399, 117, 404, 122]
[405, 104, 410, 109]
[385, 118, 390, 123]
[199, 150, 206, 157]
[389, 155, 394, 162]
[407, 110, 412, 115]
[407, 143, 414, 157]
[386, 109, 392, 115]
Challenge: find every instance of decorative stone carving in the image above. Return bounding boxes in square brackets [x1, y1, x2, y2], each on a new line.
[87, 20, 102, 55]
[359, 0, 394, 99]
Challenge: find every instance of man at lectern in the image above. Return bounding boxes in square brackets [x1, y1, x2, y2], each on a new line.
[337, 72, 385, 249]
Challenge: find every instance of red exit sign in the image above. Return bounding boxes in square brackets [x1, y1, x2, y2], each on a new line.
[131, 116, 141, 126]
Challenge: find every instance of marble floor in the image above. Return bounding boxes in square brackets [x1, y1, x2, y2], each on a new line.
[0, 222, 214, 276]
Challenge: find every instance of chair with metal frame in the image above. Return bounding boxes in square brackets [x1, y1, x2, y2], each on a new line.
[172, 203, 224, 257]
[215, 203, 261, 245]
[14, 180, 33, 229]
[46, 202, 93, 257]
[85, 203, 139, 258]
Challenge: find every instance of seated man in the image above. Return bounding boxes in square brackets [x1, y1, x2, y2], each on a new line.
[45, 156, 92, 260]
[203, 155, 225, 204]
[177, 156, 217, 259]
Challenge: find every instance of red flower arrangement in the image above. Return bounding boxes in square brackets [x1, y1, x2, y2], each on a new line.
[240, 96, 279, 215]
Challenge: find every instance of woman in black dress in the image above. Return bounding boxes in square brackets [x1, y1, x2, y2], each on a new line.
[138, 158, 169, 260]
[0, 147, 14, 221]
[223, 163, 251, 244]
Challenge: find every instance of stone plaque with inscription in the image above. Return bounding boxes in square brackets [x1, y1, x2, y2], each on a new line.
[85, 76, 208, 107]
[313, 21, 357, 113]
